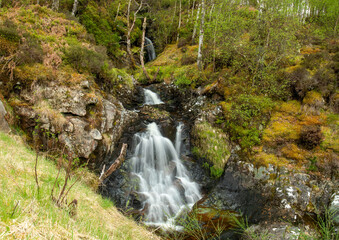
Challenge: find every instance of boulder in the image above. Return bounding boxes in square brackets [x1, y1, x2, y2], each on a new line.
[0, 100, 10, 133]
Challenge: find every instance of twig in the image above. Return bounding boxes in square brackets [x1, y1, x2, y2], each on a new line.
[34, 151, 40, 195]
[10, 201, 19, 218]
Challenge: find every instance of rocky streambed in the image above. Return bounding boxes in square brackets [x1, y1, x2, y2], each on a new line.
[101, 83, 338, 239]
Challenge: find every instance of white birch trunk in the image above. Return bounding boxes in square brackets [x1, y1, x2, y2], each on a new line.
[127, 0, 143, 67]
[192, 2, 201, 44]
[197, 0, 205, 70]
[115, 3, 120, 22]
[176, 0, 182, 42]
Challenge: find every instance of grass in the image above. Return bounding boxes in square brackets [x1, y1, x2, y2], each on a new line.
[0, 132, 159, 240]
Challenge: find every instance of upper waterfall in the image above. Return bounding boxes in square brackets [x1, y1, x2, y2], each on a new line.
[145, 37, 156, 62]
[129, 122, 201, 229]
[144, 89, 163, 105]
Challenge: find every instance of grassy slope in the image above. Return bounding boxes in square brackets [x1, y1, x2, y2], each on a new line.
[0, 132, 158, 240]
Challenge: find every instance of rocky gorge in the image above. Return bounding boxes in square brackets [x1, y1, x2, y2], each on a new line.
[0, 2, 338, 239]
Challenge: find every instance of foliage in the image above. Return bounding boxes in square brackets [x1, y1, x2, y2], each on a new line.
[0, 19, 20, 43]
[79, 2, 120, 55]
[63, 44, 107, 75]
[223, 94, 274, 150]
[192, 121, 230, 178]
[300, 125, 323, 150]
[16, 34, 44, 66]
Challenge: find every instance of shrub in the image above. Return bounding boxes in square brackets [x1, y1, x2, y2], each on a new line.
[289, 66, 316, 99]
[300, 125, 323, 150]
[175, 74, 192, 87]
[64, 44, 107, 75]
[224, 95, 274, 150]
[16, 35, 44, 66]
[181, 54, 196, 66]
[0, 20, 20, 42]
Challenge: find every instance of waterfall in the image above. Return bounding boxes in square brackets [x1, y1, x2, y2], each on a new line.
[144, 89, 163, 105]
[175, 122, 183, 156]
[129, 123, 201, 229]
[145, 37, 156, 62]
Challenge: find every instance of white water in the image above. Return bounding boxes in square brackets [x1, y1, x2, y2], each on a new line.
[144, 89, 164, 105]
[130, 123, 201, 229]
[175, 122, 183, 156]
[145, 37, 156, 62]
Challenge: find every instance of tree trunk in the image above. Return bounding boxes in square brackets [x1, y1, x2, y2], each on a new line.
[115, 3, 120, 22]
[140, 17, 152, 81]
[126, 0, 143, 68]
[52, 0, 59, 11]
[71, 0, 78, 16]
[192, 2, 201, 45]
[197, 0, 205, 70]
[176, 0, 182, 42]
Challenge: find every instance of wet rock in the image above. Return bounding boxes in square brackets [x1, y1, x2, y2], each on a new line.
[0, 99, 10, 133]
[139, 105, 171, 122]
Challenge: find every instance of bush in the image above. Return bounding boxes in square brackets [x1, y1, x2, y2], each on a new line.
[64, 44, 107, 75]
[0, 20, 20, 42]
[181, 54, 196, 66]
[300, 125, 323, 150]
[224, 94, 274, 150]
[175, 74, 192, 87]
[16, 35, 44, 66]
[289, 66, 316, 99]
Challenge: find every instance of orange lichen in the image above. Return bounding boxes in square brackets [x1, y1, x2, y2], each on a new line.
[263, 114, 301, 144]
[300, 46, 321, 55]
[281, 143, 306, 162]
[299, 114, 326, 126]
[303, 91, 323, 106]
[278, 100, 301, 115]
[321, 126, 339, 152]
[253, 150, 289, 167]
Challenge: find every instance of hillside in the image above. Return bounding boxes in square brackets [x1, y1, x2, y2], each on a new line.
[0, 0, 338, 239]
[0, 131, 159, 239]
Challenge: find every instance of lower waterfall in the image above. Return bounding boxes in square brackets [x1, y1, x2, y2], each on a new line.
[129, 122, 201, 229]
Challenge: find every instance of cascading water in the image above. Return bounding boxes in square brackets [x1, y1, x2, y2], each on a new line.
[175, 122, 183, 156]
[144, 89, 163, 105]
[145, 37, 156, 62]
[129, 122, 201, 229]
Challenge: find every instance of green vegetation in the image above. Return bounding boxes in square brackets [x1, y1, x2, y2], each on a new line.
[192, 121, 231, 178]
[0, 132, 158, 239]
[222, 95, 274, 151]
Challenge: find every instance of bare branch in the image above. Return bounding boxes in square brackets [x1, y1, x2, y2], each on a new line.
[99, 144, 128, 183]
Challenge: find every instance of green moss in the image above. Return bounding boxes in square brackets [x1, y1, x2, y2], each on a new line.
[192, 122, 231, 175]
[222, 94, 275, 151]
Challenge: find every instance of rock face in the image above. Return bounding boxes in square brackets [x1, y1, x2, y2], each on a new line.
[198, 151, 337, 226]
[13, 82, 138, 165]
[0, 99, 11, 133]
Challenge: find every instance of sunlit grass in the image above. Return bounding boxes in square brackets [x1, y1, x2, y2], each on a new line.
[0, 132, 158, 240]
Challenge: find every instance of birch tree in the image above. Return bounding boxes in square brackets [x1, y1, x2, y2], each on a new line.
[176, 0, 182, 42]
[126, 0, 143, 67]
[197, 0, 205, 70]
[192, 2, 201, 44]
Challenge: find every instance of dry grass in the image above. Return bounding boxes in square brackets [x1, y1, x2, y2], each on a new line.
[0, 132, 159, 240]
